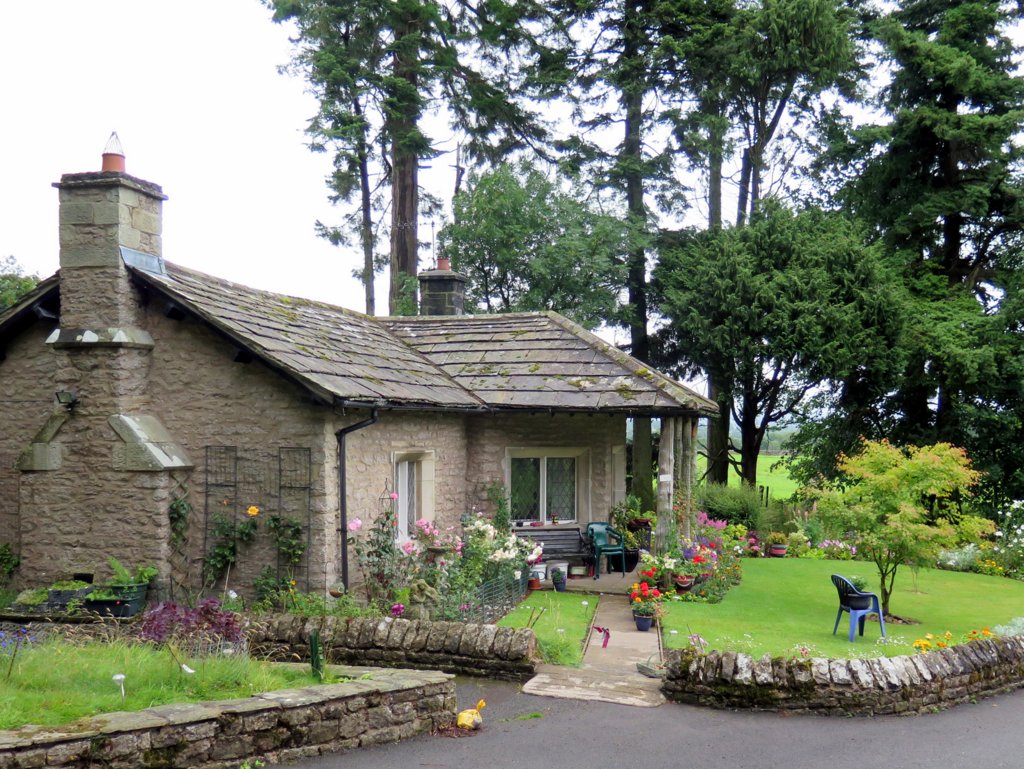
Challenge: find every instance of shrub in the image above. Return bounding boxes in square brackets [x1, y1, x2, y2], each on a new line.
[994, 616, 1024, 636]
[937, 543, 980, 572]
[696, 484, 763, 527]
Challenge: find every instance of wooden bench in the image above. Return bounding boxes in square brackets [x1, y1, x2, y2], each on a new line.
[514, 525, 591, 569]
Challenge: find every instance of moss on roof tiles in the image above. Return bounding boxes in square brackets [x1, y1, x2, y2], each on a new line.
[125, 264, 716, 416]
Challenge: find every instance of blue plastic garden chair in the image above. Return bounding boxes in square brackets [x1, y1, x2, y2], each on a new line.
[587, 522, 625, 579]
[831, 574, 886, 642]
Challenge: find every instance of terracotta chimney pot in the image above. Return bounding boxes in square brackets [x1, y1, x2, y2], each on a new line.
[101, 131, 126, 173]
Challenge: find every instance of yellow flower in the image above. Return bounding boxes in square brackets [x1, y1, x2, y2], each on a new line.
[246, 505, 260, 517]
[943, 631, 953, 640]
[290, 579, 297, 586]
[983, 628, 992, 636]
[924, 633, 934, 640]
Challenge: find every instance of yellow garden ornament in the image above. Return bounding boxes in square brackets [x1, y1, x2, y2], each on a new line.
[456, 699, 486, 730]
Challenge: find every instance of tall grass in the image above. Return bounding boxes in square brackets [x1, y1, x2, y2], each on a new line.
[498, 591, 598, 666]
[0, 638, 317, 729]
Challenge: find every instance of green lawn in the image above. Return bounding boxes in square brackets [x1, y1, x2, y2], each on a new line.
[0, 639, 321, 729]
[499, 591, 598, 666]
[696, 453, 800, 500]
[660, 558, 1024, 659]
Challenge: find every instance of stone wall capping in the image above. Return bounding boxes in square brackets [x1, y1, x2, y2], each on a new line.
[662, 636, 1024, 716]
[0, 663, 453, 768]
[248, 615, 538, 682]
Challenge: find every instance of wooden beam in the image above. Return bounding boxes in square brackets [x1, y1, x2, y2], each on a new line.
[655, 417, 675, 553]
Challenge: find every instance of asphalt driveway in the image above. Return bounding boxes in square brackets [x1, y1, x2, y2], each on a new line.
[286, 677, 1024, 769]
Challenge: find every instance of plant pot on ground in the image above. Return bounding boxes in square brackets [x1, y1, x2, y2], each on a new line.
[47, 580, 94, 611]
[82, 557, 156, 618]
[550, 568, 567, 592]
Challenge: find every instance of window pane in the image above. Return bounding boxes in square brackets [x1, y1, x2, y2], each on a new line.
[546, 457, 575, 520]
[405, 461, 417, 538]
[510, 457, 541, 520]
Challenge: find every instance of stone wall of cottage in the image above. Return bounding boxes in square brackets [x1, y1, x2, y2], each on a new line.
[464, 412, 626, 522]
[339, 410, 469, 528]
[0, 665, 455, 769]
[143, 295, 335, 596]
[0, 323, 59, 570]
[662, 637, 1024, 715]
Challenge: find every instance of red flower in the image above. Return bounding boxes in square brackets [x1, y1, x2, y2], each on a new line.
[651, 589, 661, 598]
[630, 591, 639, 600]
[693, 555, 704, 564]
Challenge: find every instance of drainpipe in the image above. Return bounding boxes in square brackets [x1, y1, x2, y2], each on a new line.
[336, 409, 379, 588]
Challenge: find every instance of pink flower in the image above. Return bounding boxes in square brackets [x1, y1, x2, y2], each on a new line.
[401, 541, 417, 555]
[348, 518, 363, 532]
[390, 491, 399, 500]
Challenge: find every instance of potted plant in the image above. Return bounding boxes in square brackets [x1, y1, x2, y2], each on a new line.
[83, 557, 157, 618]
[628, 580, 663, 631]
[47, 579, 94, 611]
[768, 532, 788, 557]
[550, 567, 567, 592]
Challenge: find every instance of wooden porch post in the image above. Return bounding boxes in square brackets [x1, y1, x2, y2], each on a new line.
[655, 417, 675, 553]
[679, 416, 694, 538]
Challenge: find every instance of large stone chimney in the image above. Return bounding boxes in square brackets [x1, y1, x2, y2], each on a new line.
[15, 136, 189, 590]
[417, 256, 467, 316]
[52, 132, 165, 334]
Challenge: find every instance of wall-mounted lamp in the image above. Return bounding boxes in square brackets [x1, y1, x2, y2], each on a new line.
[55, 390, 80, 411]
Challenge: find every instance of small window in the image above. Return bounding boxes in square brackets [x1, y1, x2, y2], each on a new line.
[508, 449, 587, 523]
[393, 451, 434, 541]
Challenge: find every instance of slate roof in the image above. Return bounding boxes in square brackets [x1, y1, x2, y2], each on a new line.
[133, 263, 483, 409]
[2, 259, 716, 417]
[384, 313, 717, 414]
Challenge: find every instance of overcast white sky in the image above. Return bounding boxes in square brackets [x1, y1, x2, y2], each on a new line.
[0, 1, 417, 311]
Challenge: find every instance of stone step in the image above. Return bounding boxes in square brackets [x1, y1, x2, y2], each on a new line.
[523, 666, 665, 707]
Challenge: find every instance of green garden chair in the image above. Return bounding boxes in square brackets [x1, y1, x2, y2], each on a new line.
[586, 522, 625, 579]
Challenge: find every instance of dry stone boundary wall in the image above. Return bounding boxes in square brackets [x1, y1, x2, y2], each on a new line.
[248, 615, 540, 681]
[663, 636, 1024, 715]
[0, 665, 454, 769]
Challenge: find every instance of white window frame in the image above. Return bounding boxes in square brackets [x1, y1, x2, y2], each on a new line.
[505, 447, 590, 524]
[392, 450, 435, 542]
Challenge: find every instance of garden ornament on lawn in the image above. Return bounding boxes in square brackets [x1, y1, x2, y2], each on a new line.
[406, 579, 440, 620]
[831, 574, 886, 642]
[456, 699, 486, 730]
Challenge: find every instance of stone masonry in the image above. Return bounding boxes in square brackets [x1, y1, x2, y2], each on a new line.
[249, 614, 540, 681]
[662, 636, 1024, 715]
[0, 664, 455, 769]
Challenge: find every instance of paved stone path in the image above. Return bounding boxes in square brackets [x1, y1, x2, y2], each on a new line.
[521, 584, 666, 707]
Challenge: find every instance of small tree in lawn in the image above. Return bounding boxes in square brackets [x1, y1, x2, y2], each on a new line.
[819, 440, 979, 617]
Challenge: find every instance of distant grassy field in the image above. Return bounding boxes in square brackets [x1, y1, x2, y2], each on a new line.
[696, 453, 801, 500]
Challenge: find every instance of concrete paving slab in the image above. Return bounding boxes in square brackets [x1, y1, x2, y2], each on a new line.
[522, 590, 665, 707]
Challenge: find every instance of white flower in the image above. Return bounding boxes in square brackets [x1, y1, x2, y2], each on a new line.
[227, 590, 239, 600]
[181, 664, 195, 675]
[513, 570, 522, 580]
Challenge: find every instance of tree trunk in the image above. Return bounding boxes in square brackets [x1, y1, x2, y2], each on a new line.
[622, 0, 654, 514]
[632, 417, 655, 515]
[706, 377, 731, 484]
[739, 389, 761, 487]
[736, 147, 752, 227]
[355, 103, 375, 316]
[388, 20, 419, 315]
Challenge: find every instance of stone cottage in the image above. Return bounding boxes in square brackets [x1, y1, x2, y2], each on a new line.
[0, 147, 716, 598]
